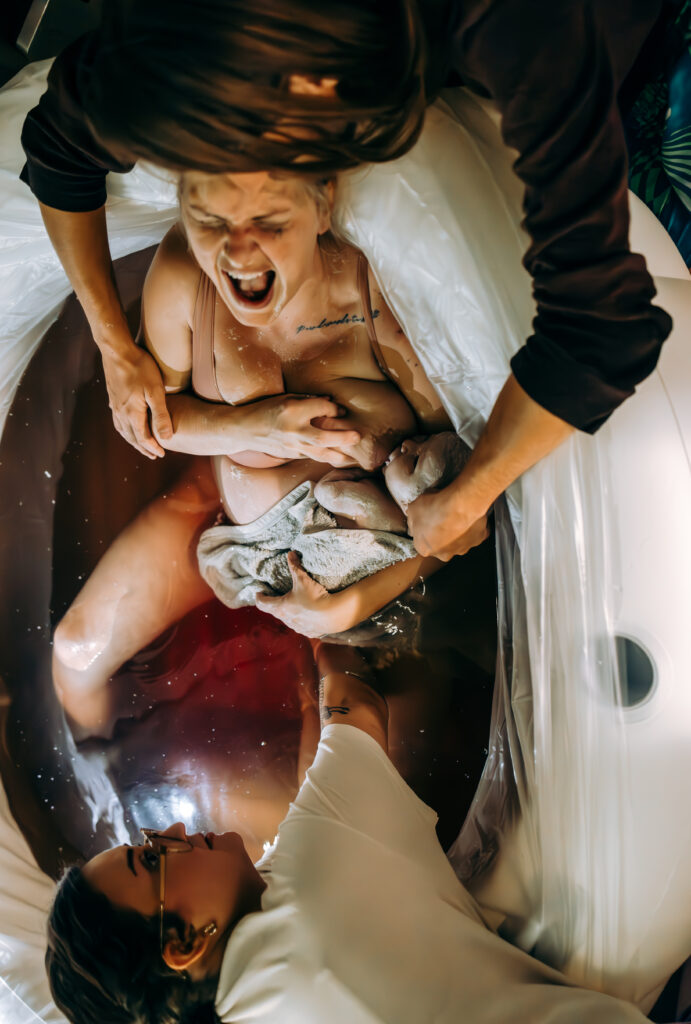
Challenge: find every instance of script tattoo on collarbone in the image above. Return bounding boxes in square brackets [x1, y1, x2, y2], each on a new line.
[296, 310, 380, 335]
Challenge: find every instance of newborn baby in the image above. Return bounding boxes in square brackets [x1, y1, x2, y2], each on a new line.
[197, 431, 470, 616]
[316, 431, 470, 524]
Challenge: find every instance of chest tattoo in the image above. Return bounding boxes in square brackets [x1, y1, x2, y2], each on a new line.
[296, 310, 379, 335]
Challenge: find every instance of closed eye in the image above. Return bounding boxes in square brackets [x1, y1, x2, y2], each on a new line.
[191, 217, 225, 229]
[256, 221, 289, 235]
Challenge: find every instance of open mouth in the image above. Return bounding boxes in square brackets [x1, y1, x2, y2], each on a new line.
[223, 269, 276, 307]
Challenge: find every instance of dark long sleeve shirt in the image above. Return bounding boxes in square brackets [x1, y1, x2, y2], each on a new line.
[20, 0, 675, 433]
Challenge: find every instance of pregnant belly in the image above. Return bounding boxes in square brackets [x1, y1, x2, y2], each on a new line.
[230, 450, 291, 469]
[213, 454, 328, 525]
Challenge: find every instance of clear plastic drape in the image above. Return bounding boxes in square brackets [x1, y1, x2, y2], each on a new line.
[1, 63, 690, 1023]
[337, 92, 691, 1013]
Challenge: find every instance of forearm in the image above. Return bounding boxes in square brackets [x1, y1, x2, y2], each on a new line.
[324, 553, 441, 635]
[39, 203, 134, 357]
[158, 393, 257, 455]
[446, 373, 573, 521]
[313, 642, 388, 747]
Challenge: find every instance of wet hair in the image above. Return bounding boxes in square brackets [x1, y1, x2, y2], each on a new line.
[84, 0, 428, 175]
[46, 866, 219, 1024]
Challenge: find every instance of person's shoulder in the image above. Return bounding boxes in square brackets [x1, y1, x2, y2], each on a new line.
[152, 224, 200, 292]
[145, 224, 200, 330]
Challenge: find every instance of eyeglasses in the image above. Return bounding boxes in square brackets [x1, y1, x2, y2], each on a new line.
[140, 828, 193, 960]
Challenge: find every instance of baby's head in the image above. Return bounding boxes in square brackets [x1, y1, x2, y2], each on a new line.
[178, 170, 335, 327]
[384, 432, 470, 512]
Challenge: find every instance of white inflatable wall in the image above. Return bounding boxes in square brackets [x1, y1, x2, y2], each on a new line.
[338, 94, 691, 1012]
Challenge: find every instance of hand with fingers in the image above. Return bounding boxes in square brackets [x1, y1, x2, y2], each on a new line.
[255, 552, 338, 638]
[102, 344, 172, 459]
[384, 433, 489, 560]
[406, 484, 490, 560]
[243, 394, 361, 466]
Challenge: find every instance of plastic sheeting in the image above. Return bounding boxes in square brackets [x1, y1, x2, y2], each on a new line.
[1, 61, 690, 1023]
[338, 92, 691, 1012]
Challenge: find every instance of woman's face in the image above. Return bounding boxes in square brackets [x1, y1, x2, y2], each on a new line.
[180, 170, 332, 328]
[82, 822, 262, 958]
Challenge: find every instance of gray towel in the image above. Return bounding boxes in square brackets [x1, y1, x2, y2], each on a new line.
[197, 480, 417, 610]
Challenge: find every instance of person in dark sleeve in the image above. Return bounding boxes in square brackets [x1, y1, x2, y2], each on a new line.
[20, 0, 676, 559]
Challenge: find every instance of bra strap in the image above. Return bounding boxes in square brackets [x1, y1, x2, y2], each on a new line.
[192, 271, 224, 402]
[357, 254, 392, 382]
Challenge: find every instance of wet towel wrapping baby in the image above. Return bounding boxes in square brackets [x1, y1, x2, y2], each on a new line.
[197, 432, 469, 612]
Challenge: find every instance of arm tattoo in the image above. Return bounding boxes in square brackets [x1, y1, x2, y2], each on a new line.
[318, 676, 352, 724]
[321, 704, 350, 722]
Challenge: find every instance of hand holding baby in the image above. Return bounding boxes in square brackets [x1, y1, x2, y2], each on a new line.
[384, 433, 490, 560]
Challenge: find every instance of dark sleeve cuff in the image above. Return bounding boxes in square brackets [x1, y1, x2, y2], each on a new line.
[19, 33, 132, 213]
[19, 159, 107, 212]
[510, 312, 671, 434]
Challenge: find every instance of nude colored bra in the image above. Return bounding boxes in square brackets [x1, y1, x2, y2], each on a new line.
[191, 253, 390, 403]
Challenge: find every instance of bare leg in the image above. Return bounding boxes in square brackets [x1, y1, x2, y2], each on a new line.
[314, 468, 408, 533]
[53, 458, 220, 737]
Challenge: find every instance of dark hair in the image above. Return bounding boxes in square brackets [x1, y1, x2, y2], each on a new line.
[84, 0, 428, 174]
[46, 866, 219, 1024]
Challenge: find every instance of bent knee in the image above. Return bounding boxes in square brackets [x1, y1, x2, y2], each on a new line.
[53, 606, 111, 673]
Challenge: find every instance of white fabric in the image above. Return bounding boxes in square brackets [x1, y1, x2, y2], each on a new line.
[0, 772, 65, 1023]
[215, 725, 649, 1024]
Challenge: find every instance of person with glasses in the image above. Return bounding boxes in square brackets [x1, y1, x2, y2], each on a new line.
[46, 642, 655, 1024]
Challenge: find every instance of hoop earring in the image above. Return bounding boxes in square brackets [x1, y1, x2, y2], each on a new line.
[200, 921, 218, 938]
